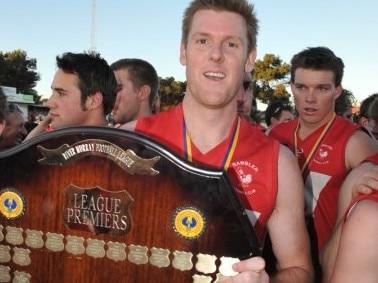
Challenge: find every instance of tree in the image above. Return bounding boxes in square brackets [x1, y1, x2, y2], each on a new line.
[252, 54, 291, 105]
[0, 49, 41, 103]
[159, 77, 186, 110]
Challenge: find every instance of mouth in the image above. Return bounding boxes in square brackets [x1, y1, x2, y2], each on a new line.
[303, 107, 317, 113]
[204, 71, 226, 80]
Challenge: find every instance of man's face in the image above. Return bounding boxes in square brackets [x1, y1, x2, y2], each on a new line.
[291, 68, 341, 126]
[179, 9, 256, 109]
[112, 69, 141, 124]
[47, 70, 90, 128]
[0, 111, 27, 149]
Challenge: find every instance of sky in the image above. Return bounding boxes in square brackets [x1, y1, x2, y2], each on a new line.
[1, 0, 378, 105]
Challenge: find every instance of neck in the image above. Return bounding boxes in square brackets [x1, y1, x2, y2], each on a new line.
[297, 112, 336, 139]
[182, 97, 237, 153]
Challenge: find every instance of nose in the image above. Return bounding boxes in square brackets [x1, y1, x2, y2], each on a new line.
[46, 94, 56, 109]
[209, 44, 224, 62]
[20, 125, 27, 136]
[305, 89, 316, 103]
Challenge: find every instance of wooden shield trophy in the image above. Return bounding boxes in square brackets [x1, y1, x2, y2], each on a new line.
[0, 126, 261, 283]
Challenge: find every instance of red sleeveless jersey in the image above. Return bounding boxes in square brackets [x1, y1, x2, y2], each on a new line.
[270, 116, 360, 249]
[135, 104, 280, 241]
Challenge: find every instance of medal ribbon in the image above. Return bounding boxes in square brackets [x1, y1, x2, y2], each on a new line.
[294, 112, 336, 176]
[183, 117, 240, 170]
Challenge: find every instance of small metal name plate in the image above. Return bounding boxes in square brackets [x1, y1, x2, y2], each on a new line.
[37, 139, 160, 175]
[86, 239, 105, 258]
[192, 274, 213, 283]
[0, 265, 10, 282]
[172, 251, 193, 271]
[149, 247, 170, 268]
[219, 256, 239, 276]
[66, 236, 85, 255]
[45, 232, 64, 252]
[25, 229, 44, 249]
[13, 270, 31, 283]
[5, 226, 23, 246]
[64, 185, 133, 236]
[106, 241, 127, 262]
[13, 247, 31, 266]
[128, 245, 148, 265]
[0, 245, 11, 263]
[195, 254, 217, 274]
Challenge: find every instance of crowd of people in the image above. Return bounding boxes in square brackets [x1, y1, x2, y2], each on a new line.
[1, 0, 378, 282]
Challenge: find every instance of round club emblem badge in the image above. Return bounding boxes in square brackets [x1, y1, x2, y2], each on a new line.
[172, 206, 206, 240]
[0, 187, 27, 219]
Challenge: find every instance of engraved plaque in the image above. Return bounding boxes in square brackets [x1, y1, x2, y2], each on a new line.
[106, 241, 126, 262]
[25, 230, 44, 249]
[66, 236, 85, 255]
[86, 239, 105, 258]
[219, 256, 239, 276]
[13, 247, 31, 266]
[0, 225, 3, 242]
[0, 265, 10, 282]
[45, 233, 64, 252]
[172, 251, 193, 271]
[0, 245, 11, 263]
[63, 185, 133, 236]
[213, 273, 225, 283]
[192, 274, 213, 283]
[149, 248, 170, 268]
[13, 270, 31, 283]
[5, 226, 23, 246]
[195, 254, 217, 274]
[128, 245, 148, 265]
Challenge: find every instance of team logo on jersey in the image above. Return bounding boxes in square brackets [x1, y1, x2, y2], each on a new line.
[314, 144, 333, 165]
[0, 187, 27, 219]
[231, 160, 258, 193]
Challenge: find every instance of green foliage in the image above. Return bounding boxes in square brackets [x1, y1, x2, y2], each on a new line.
[159, 76, 186, 110]
[0, 49, 41, 103]
[252, 54, 291, 104]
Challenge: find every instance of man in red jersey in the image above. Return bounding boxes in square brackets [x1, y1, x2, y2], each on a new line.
[121, 0, 313, 282]
[269, 46, 378, 282]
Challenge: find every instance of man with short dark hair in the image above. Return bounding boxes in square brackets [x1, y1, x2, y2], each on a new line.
[25, 51, 117, 139]
[110, 58, 159, 125]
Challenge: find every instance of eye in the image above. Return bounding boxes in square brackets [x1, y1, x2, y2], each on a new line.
[319, 86, 330, 92]
[197, 38, 208, 45]
[226, 41, 238, 48]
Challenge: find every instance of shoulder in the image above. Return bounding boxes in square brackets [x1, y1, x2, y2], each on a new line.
[269, 119, 297, 137]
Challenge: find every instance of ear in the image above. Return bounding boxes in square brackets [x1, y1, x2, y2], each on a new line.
[179, 43, 187, 66]
[86, 92, 103, 110]
[271, 117, 278, 126]
[359, 117, 369, 127]
[245, 48, 257, 73]
[138, 85, 151, 101]
[334, 85, 343, 100]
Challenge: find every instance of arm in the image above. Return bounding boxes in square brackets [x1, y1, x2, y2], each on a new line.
[266, 145, 313, 283]
[222, 146, 313, 283]
[320, 162, 378, 282]
[24, 115, 52, 140]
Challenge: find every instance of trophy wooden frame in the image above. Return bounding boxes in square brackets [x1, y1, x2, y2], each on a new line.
[0, 126, 261, 283]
